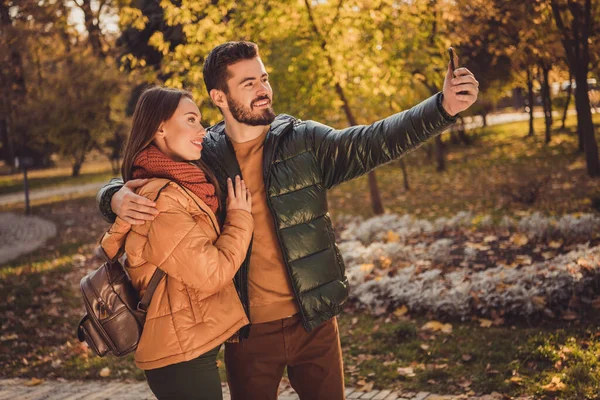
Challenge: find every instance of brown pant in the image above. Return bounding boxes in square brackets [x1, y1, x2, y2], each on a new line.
[224, 314, 345, 400]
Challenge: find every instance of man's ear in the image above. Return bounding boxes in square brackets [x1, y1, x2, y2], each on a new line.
[210, 89, 228, 109]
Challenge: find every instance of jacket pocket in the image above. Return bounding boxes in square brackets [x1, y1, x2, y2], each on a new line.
[183, 285, 198, 323]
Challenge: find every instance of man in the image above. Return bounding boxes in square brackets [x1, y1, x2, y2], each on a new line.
[97, 41, 478, 399]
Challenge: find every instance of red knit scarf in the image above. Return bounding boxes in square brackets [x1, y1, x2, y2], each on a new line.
[132, 145, 219, 214]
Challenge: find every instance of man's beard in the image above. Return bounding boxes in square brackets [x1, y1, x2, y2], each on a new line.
[227, 95, 276, 126]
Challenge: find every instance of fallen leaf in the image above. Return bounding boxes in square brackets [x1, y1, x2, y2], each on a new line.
[548, 240, 563, 249]
[421, 321, 453, 334]
[351, 317, 358, 325]
[25, 378, 43, 387]
[458, 379, 472, 388]
[577, 257, 596, 270]
[462, 354, 472, 362]
[420, 344, 430, 351]
[397, 367, 416, 377]
[360, 263, 375, 273]
[541, 376, 566, 392]
[0, 333, 18, 341]
[99, 367, 111, 377]
[386, 231, 400, 243]
[509, 376, 523, 384]
[357, 381, 374, 392]
[483, 235, 498, 243]
[479, 319, 493, 328]
[510, 233, 529, 247]
[515, 255, 532, 265]
[541, 252, 556, 260]
[532, 296, 547, 308]
[561, 310, 579, 321]
[393, 305, 408, 317]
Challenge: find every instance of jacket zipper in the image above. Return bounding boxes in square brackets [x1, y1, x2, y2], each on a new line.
[262, 123, 310, 331]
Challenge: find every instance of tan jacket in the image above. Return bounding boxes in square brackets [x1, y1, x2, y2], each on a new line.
[101, 178, 252, 370]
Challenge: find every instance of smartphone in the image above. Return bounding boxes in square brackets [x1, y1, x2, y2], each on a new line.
[448, 47, 468, 94]
[448, 47, 457, 73]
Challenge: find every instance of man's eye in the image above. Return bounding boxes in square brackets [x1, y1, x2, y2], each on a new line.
[245, 82, 253, 87]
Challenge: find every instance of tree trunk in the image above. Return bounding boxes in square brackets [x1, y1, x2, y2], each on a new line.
[72, 160, 83, 177]
[367, 171, 384, 214]
[527, 65, 535, 137]
[78, 0, 105, 58]
[449, 130, 459, 144]
[480, 111, 488, 128]
[539, 65, 553, 143]
[435, 135, 445, 172]
[574, 69, 600, 176]
[0, 1, 24, 168]
[550, 0, 597, 174]
[111, 157, 120, 175]
[426, 143, 433, 160]
[457, 116, 471, 145]
[399, 158, 410, 190]
[561, 72, 572, 129]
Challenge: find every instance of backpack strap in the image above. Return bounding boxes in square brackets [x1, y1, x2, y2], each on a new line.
[137, 268, 165, 313]
[100, 180, 173, 312]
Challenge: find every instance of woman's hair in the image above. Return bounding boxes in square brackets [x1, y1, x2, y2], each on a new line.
[121, 86, 221, 202]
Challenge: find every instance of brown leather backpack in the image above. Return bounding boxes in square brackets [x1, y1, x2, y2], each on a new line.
[77, 247, 164, 357]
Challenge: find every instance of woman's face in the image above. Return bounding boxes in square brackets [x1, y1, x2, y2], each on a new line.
[154, 97, 206, 161]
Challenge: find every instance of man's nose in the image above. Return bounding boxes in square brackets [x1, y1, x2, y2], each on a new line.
[256, 82, 270, 95]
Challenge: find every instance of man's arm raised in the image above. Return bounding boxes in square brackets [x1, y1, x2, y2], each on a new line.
[97, 178, 159, 224]
[311, 62, 478, 189]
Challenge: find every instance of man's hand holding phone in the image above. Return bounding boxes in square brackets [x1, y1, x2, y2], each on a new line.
[441, 47, 479, 117]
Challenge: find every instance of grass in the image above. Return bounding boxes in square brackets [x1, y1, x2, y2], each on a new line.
[337, 312, 600, 399]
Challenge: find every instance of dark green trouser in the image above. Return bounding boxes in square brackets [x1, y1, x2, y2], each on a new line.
[144, 345, 222, 400]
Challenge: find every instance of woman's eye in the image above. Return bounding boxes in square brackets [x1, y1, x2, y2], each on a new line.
[188, 117, 196, 123]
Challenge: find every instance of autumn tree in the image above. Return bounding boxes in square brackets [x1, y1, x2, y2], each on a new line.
[550, 0, 599, 177]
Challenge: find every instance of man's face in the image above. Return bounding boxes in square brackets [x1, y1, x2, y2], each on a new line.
[224, 57, 275, 126]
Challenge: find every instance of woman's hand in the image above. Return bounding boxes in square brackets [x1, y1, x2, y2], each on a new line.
[226, 175, 252, 213]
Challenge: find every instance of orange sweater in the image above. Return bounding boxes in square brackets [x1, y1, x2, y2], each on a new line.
[231, 131, 300, 324]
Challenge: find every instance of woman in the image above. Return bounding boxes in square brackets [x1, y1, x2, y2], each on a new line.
[101, 86, 253, 399]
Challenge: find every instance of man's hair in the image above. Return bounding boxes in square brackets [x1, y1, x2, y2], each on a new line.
[203, 41, 259, 94]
